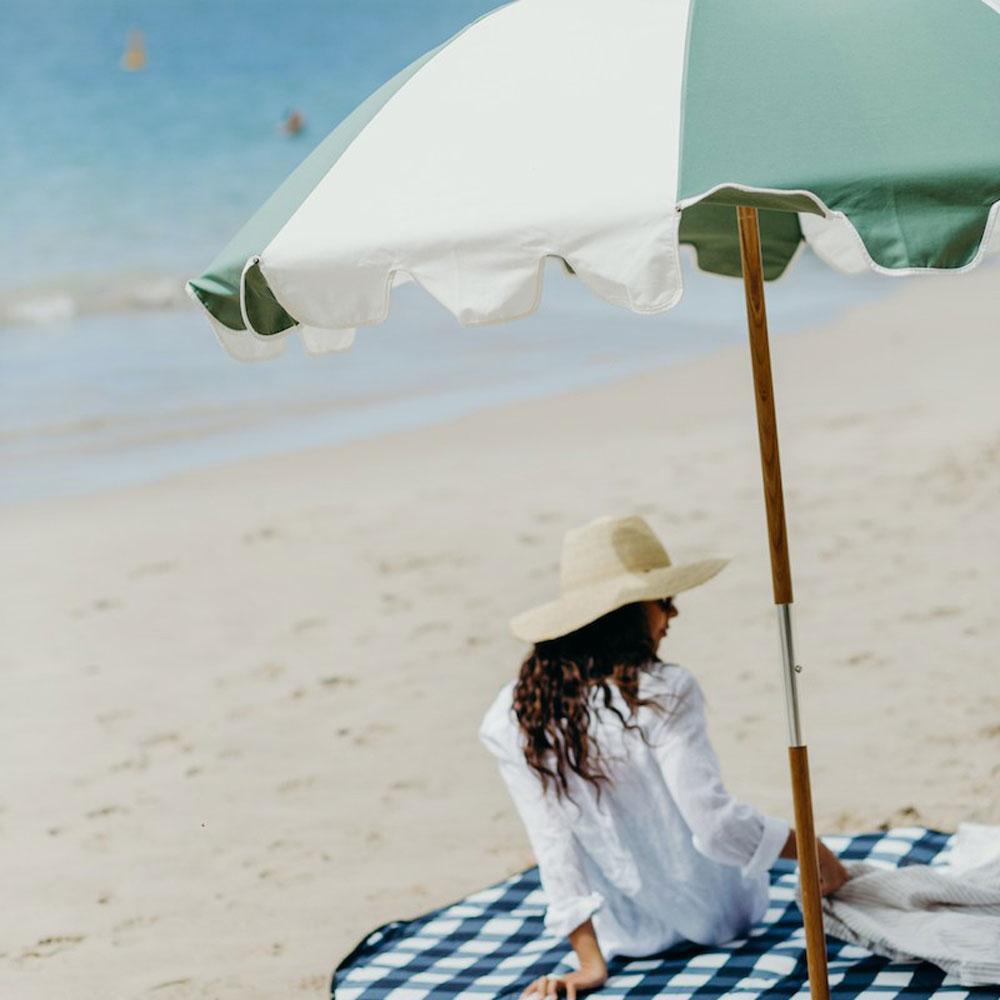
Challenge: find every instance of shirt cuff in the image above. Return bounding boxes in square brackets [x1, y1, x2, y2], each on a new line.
[742, 815, 790, 879]
[544, 892, 604, 938]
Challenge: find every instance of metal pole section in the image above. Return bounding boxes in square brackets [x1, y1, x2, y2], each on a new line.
[736, 206, 830, 1000]
[776, 604, 803, 747]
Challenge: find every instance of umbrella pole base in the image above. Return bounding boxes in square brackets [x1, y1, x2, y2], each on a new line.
[789, 745, 830, 1000]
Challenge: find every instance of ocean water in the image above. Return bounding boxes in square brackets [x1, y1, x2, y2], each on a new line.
[0, 0, 502, 303]
[0, 0, 893, 504]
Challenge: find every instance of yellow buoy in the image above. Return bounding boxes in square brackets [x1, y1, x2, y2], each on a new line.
[122, 28, 146, 71]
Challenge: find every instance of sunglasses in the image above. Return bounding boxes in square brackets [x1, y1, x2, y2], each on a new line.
[656, 597, 676, 614]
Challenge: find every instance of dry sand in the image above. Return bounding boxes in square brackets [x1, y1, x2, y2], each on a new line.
[2, 265, 999, 999]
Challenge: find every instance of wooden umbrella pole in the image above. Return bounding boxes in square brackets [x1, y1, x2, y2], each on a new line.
[736, 206, 830, 1000]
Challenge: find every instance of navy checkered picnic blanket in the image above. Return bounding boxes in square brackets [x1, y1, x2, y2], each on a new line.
[332, 827, 998, 999]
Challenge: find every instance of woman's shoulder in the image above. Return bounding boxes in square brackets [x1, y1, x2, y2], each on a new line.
[478, 679, 519, 759]
[640, 661, 700, 700]
[637, 662, 706, 733]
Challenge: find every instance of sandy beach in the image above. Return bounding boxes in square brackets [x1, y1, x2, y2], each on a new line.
[2, 265, 999, 999]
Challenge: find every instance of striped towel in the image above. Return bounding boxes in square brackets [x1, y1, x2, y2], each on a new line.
[814, 824, 1000, 987]
[332, 827, 1000, 999]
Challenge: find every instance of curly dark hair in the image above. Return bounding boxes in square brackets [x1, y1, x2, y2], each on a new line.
[512, 601, 667, 800]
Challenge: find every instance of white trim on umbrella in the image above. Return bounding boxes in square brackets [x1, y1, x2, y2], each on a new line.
[185, 282, 287, 362]
[802, 201, 1000, 278]
[681, 183, 1000, 279]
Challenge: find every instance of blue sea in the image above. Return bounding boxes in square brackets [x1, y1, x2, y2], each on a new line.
[0, 0, 891, 505]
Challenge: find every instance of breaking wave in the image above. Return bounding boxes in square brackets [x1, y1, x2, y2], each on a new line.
[1, 272, 193, 329]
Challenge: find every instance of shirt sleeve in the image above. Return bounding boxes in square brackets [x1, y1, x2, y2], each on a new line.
[479, 713, 603, 938]
[649, 668, 789, 879]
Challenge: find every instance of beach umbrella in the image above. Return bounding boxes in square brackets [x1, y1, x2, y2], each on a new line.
[186, 2, 1000, 996]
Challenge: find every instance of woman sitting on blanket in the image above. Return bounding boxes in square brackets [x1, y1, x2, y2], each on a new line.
[480, 515, 850, 999]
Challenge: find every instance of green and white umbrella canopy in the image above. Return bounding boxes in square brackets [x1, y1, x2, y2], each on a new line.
[187, 0, 1000, 361]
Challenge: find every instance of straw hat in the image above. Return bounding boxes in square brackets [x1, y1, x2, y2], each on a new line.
[510, 514, 728, 643]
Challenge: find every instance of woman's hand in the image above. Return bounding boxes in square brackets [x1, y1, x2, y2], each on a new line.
[817, 840, 850, 896]
[779, 829, 851, 897]
[521, 919, 607, 999]
[519, 963, 607, 1000]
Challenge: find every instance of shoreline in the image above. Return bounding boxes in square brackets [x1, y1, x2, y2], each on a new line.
[1, 251, 894, 507]
[3, 264, 998, 999]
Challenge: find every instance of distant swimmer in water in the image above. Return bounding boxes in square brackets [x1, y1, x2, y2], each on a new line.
[121, 28, 146, 71]
[281, 109, 305, 136]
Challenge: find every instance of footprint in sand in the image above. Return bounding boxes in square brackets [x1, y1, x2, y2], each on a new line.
[877, 805, 922, 832]
[85, 804, 128, 820]
[376, 551, 471, 575]
[901, 605, 960, 623]
[216, 663, 287, 689]
[109, 755, 149, 774]
[72, 598, 121, 618]
[299, 975, 329, 992]
[842, 651, 884, 668]
[832, 809, 868, 831]
[139, 732, 180, 749]
[410, 620, 449, 637]
[277, 776, 317, 794]
[129, 560, 174, 578]
[533, 510, 565, 525]
[352, 722, 395, 747]
[19, 935, 85, 960]
[243, 525, 279, 544]
[389, 778, 427, 792]
[318, 675, 358, 688]
[113, 915, 159, 934]
[292, 617, 328, 634]
[380, 593, 412, 613]
[252, 662, 287, 681]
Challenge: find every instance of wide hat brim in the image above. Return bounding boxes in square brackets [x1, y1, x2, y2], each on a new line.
[509, 557, 729, 643]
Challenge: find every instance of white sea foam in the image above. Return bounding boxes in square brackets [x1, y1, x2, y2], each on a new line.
[6, 293, 78, 326]
[1, 274, 192, 329]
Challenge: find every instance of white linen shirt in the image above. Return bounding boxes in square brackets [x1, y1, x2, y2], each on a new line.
[479, 662, 789, 962]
